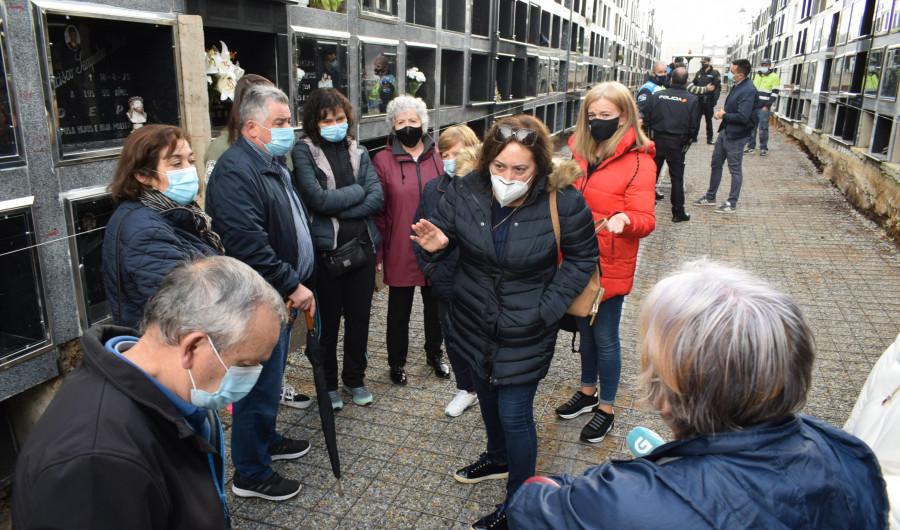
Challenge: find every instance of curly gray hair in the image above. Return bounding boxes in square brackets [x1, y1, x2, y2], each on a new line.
[385, 95, 428, 129]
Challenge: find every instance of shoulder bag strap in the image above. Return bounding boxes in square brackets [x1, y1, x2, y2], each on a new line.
[549, 190, 561, 257]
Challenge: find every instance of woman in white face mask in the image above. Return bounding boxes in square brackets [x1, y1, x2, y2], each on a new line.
[411, 115, 599, 530]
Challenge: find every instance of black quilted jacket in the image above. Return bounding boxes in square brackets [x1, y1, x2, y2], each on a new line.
[424, 162, 598, 386]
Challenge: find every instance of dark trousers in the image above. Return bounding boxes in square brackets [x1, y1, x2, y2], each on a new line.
[317, 243, 376, 390]
[698, 99, 716, 141]
[653, 133, 687, 215]
[471, 373, 539, 503]
[386, 285, 443, 367]
[435, 297, 474, 391]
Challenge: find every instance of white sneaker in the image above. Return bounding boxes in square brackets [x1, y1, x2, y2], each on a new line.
[279, 385, 312, 409]
[445, 390, 478, 417]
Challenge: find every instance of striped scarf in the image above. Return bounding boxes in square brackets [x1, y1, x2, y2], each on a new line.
[139, 188, 225, 255]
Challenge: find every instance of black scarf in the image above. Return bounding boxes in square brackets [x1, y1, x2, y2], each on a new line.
[139, 188, 225, 255]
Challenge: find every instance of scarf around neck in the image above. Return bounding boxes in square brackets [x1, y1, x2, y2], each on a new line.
[139, 188, 225, 255]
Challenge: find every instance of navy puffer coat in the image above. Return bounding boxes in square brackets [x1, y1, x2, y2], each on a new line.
[102, 201, 218, 329]
[424, 160, 598, 386]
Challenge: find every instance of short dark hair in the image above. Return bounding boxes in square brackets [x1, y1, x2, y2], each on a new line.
[301, 88, 356, 146]
[674, 56, 685, 63]
[476, 115, 553, 182]
[733, 59, 752, 76]
[227, 74, 273, 144]
[671, 67, 689, 86]
[109, 124, 190, 203]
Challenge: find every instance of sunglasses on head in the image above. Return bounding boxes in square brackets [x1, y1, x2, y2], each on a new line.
[493, 125, 537, 147]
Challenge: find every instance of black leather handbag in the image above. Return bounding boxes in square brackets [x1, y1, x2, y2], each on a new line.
[320, 237, 368, 279]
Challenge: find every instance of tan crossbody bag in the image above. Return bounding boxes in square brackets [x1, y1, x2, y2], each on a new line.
[549, 190, 606, 326]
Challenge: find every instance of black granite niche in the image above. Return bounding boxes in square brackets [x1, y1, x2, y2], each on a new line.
[0, 201, 51, 365]
[41, 13, 179, 159]
[294, 36, 350, 120]
[62, 190, 116, 329]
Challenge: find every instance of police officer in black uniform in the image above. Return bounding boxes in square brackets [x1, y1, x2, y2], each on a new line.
[646, 67, 699, 223]
[692, 57, 721, 144]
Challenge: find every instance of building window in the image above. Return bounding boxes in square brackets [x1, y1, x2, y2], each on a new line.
[866, 49, 884, 96]
[406, 45, 436, 108]
[0, 197, 52, 366]
[881, 48, 900, 99]
[360, 43, 398, 116]
[362, 0, 397, 17]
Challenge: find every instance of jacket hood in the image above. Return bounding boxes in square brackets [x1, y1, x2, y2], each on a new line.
[456, 145, 583, 193]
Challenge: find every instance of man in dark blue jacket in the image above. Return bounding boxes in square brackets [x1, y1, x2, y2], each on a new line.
[14, 257, 286, 529]
[694, 58, 758, 214]
[206, 85, 316, 501]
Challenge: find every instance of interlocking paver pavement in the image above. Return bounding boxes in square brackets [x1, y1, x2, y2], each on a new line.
[227, 124, 900, 529]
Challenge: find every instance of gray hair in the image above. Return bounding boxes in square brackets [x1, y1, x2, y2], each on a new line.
[638, 260, 815, 438]
[140, 256, 288, 351]
[240, 85, 290, 127]
[385, 95, 429, 129]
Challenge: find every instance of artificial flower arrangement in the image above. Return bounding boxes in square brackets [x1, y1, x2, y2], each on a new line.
[206, 41, 245, 101]
[407, 67, 426, 96]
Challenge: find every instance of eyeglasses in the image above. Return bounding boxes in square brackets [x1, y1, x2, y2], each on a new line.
[493, 125, 537, 147]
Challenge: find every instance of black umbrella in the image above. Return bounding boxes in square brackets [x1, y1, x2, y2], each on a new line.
[298, 307, 342, 494]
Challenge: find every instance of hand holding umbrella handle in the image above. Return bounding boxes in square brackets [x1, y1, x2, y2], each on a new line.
[286, 299, 295, 323]
[305, 310, 315, 330]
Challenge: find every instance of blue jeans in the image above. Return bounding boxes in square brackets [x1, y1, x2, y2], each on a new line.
[577, 295, 624, 405]
[748, 108, 770, 150]
[471, 373, 539, 502]
[231, 309, 294, 484]
[704, 134, 747, 206]
[436, 298, 473, 392]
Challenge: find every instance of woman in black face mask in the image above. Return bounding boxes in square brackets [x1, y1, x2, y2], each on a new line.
[554, 81, 657, 445]
[371, 95, 449, 386]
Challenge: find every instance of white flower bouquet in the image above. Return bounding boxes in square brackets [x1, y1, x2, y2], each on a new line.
[407, 67, 426, 96]
[206, 41, 245, 101]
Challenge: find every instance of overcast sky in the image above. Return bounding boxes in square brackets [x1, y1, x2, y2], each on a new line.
[650, 0, 771, 45]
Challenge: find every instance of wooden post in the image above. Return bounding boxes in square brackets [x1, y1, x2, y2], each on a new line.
[176, 15, 211, 203]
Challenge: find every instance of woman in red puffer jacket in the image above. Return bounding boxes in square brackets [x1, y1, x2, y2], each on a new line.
[554, 81, 657, 444]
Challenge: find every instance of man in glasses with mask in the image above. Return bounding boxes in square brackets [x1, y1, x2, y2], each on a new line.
[207, 85, 316, 501]
[14, 256, 287, 528]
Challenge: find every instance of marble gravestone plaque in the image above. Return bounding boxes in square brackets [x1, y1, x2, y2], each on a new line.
[47, 14, 179, 155]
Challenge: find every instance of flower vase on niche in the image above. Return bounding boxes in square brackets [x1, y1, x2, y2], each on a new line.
[206, 40, 245, 101]
[406, 67, 426, 98]
[127, 96, 147, 130]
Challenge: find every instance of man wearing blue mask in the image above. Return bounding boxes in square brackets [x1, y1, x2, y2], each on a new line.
[13, 256, 286, 529]
[206, 85, 317, 501]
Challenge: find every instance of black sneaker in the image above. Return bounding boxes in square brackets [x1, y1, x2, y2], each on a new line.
[454, 453, 509, 484]
[269, 437, 310, 461]
[471, 504, 508, 530]
[580, 408, 615, 443]
[232, 471, 301, 501]
[655, 191, 665, 201]
[555, 390, 599, 419]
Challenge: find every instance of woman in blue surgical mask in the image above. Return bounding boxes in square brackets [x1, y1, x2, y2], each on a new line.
[411, 115, 598, 529]
[291, 88, 384, 410]
[102, 125, 224, 330]
[411, 124, 481, 418]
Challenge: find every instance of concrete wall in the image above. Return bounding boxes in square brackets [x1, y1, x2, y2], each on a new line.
[775, 116, 900, 242]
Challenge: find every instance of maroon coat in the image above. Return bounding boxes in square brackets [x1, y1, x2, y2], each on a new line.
[372, 133, 443, 286]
